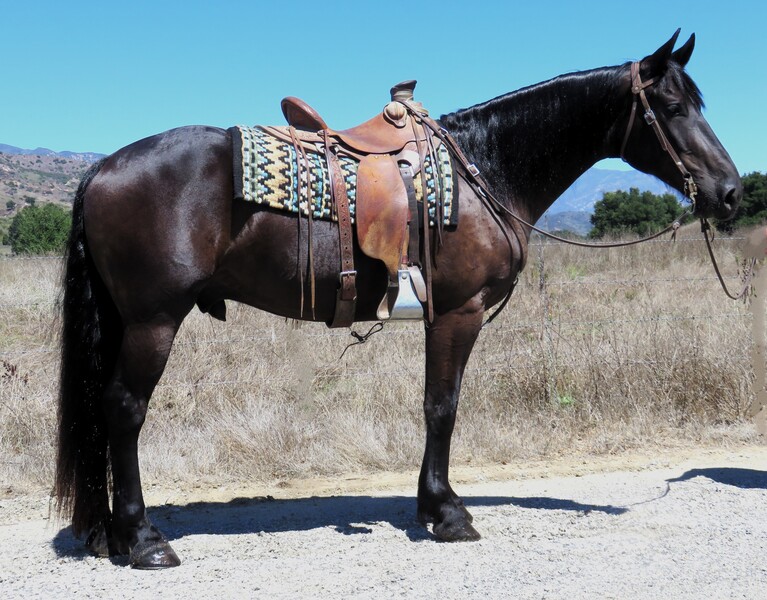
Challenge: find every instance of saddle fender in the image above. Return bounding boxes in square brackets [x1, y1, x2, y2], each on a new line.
[355, 154, 410, 278]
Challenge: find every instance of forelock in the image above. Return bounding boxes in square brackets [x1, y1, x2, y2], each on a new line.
[662, 62, 705, 111]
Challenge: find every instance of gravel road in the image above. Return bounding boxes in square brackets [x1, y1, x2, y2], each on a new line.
[2, 445, 766, 599]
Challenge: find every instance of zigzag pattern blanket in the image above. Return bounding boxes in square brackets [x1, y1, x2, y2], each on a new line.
[230, 125, 457, 226]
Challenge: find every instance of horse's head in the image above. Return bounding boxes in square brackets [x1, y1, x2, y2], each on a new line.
[619, 30, 741, 220]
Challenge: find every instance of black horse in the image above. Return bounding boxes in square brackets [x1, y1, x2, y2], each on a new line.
[55, 31, 741, 568]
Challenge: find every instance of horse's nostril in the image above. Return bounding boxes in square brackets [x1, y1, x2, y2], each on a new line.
[717, 185, 742, 220]
[724, 186, 740, 210]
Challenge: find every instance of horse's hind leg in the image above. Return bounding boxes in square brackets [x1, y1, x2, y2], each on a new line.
[103, 313, 186, 568]
[418, 306, 483, 541]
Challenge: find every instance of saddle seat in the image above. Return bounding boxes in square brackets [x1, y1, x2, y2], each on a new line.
[281, 80, 428, 155]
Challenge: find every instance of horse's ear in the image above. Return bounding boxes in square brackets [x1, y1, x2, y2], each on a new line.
[671, 33, 695, 68]
[640, 28, 682, 78]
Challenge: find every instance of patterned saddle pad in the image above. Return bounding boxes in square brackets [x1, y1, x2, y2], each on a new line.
[230, 125, 457, 227]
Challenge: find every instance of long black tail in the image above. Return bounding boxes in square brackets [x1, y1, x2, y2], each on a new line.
[55, 158, 122, 537]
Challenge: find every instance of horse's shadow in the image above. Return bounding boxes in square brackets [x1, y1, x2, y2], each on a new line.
[666, 467, 767, 489]
[50, 493, 625, 560]
[52, 466, 767, 560]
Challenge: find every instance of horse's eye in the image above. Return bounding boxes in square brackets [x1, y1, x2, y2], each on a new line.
[667, 104, 682, 116]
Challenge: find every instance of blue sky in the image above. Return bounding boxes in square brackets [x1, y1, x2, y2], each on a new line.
[1, 0, 764, 174]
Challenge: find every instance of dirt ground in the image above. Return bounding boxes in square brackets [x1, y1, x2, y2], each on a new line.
[2, 444, 766, 599]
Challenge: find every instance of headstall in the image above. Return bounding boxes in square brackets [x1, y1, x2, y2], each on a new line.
[620, 61, 698, 208]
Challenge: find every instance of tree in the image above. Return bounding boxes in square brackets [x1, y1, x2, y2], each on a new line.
[589, 187, 682, 238]
[716, 171, 767, 231]
[5, 203, 71, 255]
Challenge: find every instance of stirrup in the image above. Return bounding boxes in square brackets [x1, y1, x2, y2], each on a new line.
[377, 267, 425, 321]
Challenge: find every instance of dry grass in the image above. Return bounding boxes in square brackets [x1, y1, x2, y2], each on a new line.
[0, 230, 759, 494]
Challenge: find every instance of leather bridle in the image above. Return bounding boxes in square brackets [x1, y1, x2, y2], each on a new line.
[619, 60, 754, 301]
[620, 61, 698, 208]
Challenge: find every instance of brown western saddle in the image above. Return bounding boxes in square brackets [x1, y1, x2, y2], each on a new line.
[267, 80, 445, 327]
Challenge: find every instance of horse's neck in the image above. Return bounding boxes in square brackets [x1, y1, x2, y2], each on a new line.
[441, 66, 627, 224]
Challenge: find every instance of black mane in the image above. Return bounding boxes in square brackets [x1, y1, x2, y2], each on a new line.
[439, 65, 628, 216]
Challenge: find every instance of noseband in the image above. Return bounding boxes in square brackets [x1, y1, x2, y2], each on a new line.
[619, 62, 698, 208]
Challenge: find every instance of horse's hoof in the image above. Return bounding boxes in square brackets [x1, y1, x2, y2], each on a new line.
[130, 540, 181, 569]
[85, 523, 110, 557]
[433, 519, 482, 542]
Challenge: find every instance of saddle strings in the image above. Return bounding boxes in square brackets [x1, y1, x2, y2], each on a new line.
[410, 114, 435, 323]
[402, 100, 522, 326]
[289, 125, 317, 320]
[303, 142, 316, 320]
[287, 126, 306, 318]
[422, 124, 444, 248]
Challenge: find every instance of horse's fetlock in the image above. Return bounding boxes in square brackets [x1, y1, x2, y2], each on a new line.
[114, 501, 146, 529]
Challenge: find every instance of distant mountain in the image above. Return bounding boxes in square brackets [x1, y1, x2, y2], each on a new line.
[0, 143, 104, 163]
[537, 168, 684, 235]
[536, 211, 593, 236]
[0, 152, 94, 213]
[548, 168, 682, 213]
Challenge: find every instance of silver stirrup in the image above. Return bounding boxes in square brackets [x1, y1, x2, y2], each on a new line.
[377, 268, 425, 321]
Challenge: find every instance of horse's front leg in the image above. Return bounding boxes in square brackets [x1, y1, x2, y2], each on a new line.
[418, 304, 483, 541]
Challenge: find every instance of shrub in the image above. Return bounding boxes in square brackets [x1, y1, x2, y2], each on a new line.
[5, 203, 71, 255]
[589, 187, 681, 238]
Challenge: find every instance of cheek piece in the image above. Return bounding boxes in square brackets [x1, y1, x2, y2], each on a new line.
[619, 61, 698, 209]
